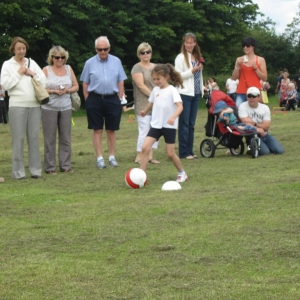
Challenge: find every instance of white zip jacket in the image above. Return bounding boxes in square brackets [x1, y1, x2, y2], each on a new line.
[175, 52, 204, 96]
[1, 57, 47, 107]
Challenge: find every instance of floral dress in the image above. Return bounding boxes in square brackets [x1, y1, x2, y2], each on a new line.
[280, 79, 290, 102]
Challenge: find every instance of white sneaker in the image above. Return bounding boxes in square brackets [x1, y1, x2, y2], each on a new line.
[109, 158, 119, 167]
[176, 172, 188, 182]
[96, 159, 106, 169]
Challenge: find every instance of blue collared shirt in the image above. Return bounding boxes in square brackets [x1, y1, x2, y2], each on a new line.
[80, 54, 127, 94]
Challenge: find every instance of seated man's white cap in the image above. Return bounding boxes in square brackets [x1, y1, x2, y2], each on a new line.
[247, 87, 260, 96]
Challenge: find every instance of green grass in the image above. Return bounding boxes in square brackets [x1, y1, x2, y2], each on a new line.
[1, 96, 300, 300]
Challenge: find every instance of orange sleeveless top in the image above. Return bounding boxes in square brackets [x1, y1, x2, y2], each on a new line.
[237, 56, 261, 94]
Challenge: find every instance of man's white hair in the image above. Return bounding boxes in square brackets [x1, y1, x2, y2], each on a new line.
[95, 36, 110, 47]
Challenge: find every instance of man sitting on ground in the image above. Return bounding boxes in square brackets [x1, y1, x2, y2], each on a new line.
[238, 87, 284, 156]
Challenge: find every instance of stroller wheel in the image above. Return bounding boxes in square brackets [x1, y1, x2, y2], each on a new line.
[229, 141, 245, 156]
[250, 137, 260, 158]
[200, 139, 215, 158]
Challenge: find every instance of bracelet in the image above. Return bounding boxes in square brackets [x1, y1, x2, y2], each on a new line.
[235, 66, 240, 70]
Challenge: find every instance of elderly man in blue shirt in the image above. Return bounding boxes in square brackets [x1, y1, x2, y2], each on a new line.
[80, 36, 127, 169]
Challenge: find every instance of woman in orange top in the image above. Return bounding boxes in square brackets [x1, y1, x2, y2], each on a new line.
[231, 37, 267, 107]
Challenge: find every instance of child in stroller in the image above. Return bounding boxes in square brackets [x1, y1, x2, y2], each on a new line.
[201, 89, 260, 158]
[213, 100, 256, 131]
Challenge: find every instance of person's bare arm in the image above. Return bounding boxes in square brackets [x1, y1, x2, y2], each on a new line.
[118, 81, 124, 100]
[140, 102, 153, 117]
[253, 56, 267, 81]
[82, 82, 89, 100]
[240, 116, 270, 132]
[219, 107, 233, 118]
[231, 56, 243, 80]
[167, 102, 183, 125]
[132, 73, 152, 97]
[67, 66, 79, 93]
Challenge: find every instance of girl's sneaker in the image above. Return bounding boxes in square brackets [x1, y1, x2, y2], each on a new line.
[176, 172, 188, 182]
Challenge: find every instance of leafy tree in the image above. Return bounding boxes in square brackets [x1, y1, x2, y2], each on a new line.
[0, 0, 261, 81]
[191, 0, 259, 75]
[252, 19, 294, 74]
[284, 3, 300, 75]
[0, 0, 51, 66]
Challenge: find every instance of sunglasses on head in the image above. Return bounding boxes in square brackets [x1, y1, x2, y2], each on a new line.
[185, 32, 196, 38]
[52, 56, 66, 60]
[96, 47, 109, 52]
[247, 94, 259, 98]
[140, 50, 151, 55]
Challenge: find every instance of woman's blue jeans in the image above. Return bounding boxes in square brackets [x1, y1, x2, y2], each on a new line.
[178, 94, 200, 158]
[236, 93, 247, 107]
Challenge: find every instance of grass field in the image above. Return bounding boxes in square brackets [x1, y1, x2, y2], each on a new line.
[0, 96, 300, 300]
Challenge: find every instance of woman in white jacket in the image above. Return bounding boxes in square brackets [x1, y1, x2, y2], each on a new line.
[1, 37, 47, 179]
[175, 32, 204, 159]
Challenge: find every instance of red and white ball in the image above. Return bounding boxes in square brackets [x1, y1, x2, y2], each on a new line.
[125, 168, 148, 189]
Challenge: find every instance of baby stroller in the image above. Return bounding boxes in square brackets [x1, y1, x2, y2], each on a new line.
[200, 90, 260, 158]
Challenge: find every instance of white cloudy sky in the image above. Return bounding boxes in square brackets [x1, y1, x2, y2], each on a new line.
[252, 0, 299, 33]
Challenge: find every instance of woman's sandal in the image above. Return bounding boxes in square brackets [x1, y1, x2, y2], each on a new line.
[185, 155, 194, 160]
[61, 169, 74, 173]
[149, 159, 160, 164]
[46, 171, 57, 175]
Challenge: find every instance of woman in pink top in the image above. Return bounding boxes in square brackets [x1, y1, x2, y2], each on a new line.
[231, 37, 267, 107]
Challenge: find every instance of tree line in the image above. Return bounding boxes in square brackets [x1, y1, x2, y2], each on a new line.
[1, 0, 300, 95]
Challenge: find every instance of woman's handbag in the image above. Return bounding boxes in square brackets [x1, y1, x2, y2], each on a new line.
[67, 65, 81, 111]
[28, 58, 49, 105]
[261, 90, 269, 104]
[70, 92, 81, 111]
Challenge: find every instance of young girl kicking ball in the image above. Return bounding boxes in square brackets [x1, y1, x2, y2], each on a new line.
[139, 64, 188, 182]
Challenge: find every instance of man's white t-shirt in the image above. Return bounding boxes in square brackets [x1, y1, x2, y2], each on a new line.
[226, 78, 239, 93]
[238, 102, 271, 130]
[149, 85, 182, 129]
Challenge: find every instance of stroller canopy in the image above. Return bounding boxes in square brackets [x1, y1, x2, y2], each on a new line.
[208, 90, 236, 115]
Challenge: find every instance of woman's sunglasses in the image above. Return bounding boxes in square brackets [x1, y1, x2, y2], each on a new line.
[140, 50, 151, 55]
[53, 56, 66, 60]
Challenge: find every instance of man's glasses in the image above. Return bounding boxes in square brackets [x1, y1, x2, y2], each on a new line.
[247, 94, 259, 98]
[53, 56, 66, 60]
[140, 50, 151, 55]
[96, 48, 109, 52]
